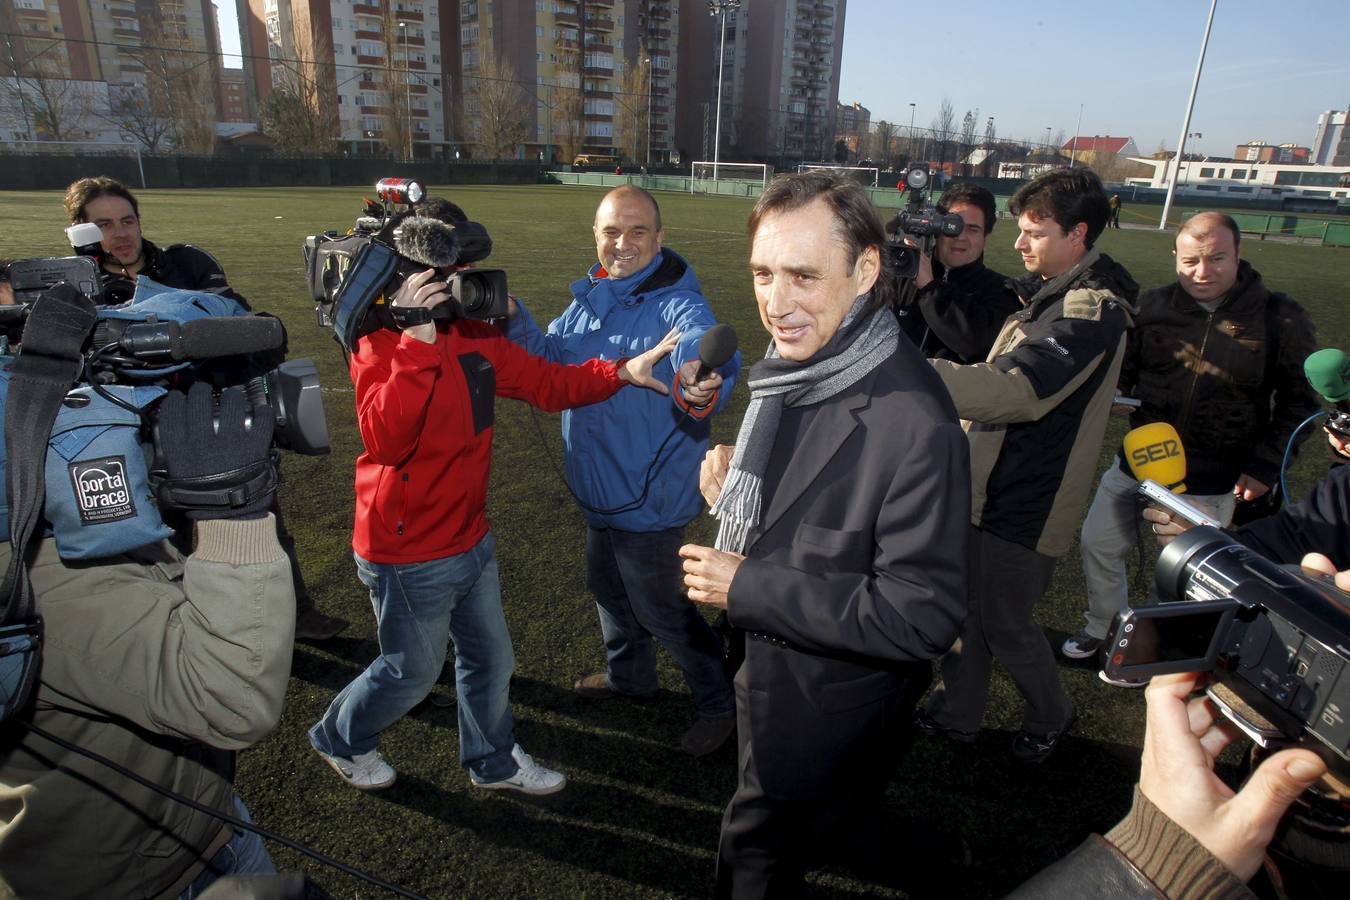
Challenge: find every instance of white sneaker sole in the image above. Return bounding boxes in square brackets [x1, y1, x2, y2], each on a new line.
[313, 747, 397, 791]
[1061, 643, 1101, 660]
[471, 775, 567, 796]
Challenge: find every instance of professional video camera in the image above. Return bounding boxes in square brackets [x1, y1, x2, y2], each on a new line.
[0, 259, 328, 457]
[1102, 526, 1350, 779]
[304, 177, 509, 352]
[883, 163, 965, 283]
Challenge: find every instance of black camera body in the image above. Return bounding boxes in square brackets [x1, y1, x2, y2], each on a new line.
[885, 163, 965, 282]
[305, 179, 509, 352]
[1103, 526, 1350, 773]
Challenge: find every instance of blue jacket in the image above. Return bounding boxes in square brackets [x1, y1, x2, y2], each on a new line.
[507, 248, 740, 532]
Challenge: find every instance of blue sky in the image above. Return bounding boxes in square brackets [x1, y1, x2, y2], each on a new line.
[837, 0, 1350, 157]
[216, 0, 1350, 157]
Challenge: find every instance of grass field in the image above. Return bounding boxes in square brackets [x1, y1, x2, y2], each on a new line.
[3, 184, 1350, 898]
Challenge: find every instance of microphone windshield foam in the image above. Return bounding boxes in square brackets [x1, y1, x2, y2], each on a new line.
[698, 323, 739, 369]
[394, 216, 461, 268]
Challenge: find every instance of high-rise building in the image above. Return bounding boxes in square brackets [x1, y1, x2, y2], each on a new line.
[676, 0, 846, 165]
[1313, 107, 1348, 166]
[243, 0, 453, 157]
[454, 0, 678, 164]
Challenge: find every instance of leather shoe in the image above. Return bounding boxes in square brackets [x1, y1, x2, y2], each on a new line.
[680, 716, 735, 756]
[573, 673, 616, 699]
[1011, 710, 1078, 763]
[913, 706, 977, 744]
[294, 606, 349, 642]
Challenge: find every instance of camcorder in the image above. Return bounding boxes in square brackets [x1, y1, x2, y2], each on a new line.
[1103, 525, 1350, 779]
[884, 163, 965, 282]
[304, 177, 510, 352]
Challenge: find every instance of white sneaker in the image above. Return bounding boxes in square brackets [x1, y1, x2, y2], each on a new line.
[313, 745, 397, 791]
[472, 744, 567, 796]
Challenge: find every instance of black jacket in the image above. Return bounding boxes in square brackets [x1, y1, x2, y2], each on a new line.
[897, 257, 1021, 362]
[1237, 463, 1350, 569]
[933, 249, 1138, 556]
[1118, 261, 1317, 493]
[102, 239, 250, 309]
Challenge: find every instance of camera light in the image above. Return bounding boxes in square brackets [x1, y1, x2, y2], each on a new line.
[374, 178, 425, 206]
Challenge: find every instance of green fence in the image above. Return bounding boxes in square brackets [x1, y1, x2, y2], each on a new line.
[1181, 210, 1350, 246]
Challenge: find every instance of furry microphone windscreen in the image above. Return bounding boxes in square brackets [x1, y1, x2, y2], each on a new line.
[394, 216, 461, 268]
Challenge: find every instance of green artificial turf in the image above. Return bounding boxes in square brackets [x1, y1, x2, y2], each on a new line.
[2, 184, 1348, 898]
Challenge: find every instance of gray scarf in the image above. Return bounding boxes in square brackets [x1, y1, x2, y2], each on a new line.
[711, 296, 899, 553]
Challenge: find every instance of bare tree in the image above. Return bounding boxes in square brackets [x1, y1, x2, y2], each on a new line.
[959, 109, 978, 176]
[260, 26, 339, 154]
[872, 120, 897, 169]
[379, 4, 412, 159]
[614, 58, 650, 165]
[97, 84, 173, 152]
[930, 97, 956, 172]
[549, 31, 584, 164]
[129, 10, 217, 153]
[1, 38, 93, 142]
[472, 53, 529, 160]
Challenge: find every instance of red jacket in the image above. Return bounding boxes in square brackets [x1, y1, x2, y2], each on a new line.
[350, 320, 623, 563]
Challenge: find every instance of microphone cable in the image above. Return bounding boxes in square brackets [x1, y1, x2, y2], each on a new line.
[527, 403, 693, 516]
[18, 715, 429, 900]
[1280, 411, 1330, 504]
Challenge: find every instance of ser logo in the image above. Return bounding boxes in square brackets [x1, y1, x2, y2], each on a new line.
[69, 456, 137, 526]
[1130, 440, 1181, 468]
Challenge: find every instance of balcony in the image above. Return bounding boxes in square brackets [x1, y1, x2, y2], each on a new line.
[353, 3, 380, 15]
[649, 5, 671, 19]
[356, 54, 383, 66]
[588, 0, 613, 7]
[812, 20, 832, 35]
[584, 14, 614, 31]
[555, 10, 579, 25]
[583, 64, 614, 76]
[585, 38, 613, 52]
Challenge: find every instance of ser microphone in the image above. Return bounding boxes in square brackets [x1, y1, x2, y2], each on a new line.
[119, 316, 286, 363]
[1122, 422, 1188, 493]
[695, 323, 738, 382]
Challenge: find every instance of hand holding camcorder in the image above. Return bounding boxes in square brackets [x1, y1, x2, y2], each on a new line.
[885, 164, 965, 284]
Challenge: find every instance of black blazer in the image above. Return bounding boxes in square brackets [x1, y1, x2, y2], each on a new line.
[725, 342, 970, 795]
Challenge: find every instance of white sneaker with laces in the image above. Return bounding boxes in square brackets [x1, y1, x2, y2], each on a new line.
[313, 746, 397, 791]
[472, 744, 567, 796]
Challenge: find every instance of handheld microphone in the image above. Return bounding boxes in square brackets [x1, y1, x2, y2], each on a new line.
[694, 323, 738, 382]
[1122, 422, 1188, 492]
[118, 316, 286, 363]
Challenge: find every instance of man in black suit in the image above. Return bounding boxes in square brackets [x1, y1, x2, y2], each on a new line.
[680, 171, 971, 897]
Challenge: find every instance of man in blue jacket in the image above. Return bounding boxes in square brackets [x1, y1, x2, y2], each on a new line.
[507, 185, 741, 756]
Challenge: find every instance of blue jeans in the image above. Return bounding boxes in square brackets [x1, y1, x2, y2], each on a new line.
[176, 796, 274, 899]
[309, 533, 517, 782]
[586, 526, 734, 719]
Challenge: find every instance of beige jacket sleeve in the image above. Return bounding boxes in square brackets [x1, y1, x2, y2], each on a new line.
[31, 514, 295, 749]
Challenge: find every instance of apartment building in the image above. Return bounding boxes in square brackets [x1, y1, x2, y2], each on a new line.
[1313, 108, 1348, 166]
[243, 0, 453, 156]
[1, 0, 223, 145]
[676, 0, 846, 165]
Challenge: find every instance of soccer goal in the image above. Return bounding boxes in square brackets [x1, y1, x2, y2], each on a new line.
[798, 164, 880, 187]
[690, 161, 771, 196]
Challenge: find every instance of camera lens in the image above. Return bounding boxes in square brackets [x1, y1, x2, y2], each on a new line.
[458, 276, 485, 312]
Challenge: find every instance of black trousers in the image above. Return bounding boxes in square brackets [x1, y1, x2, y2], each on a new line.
[714, 655, 929, 898]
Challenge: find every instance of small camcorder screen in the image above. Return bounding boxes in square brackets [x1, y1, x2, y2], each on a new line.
[1125, 609, 1226, 666]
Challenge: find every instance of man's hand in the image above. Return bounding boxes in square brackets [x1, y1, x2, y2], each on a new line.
[1325, 427, 1350, 460]
[389, 268, 449, 345]
[915, 242, 935, 290]
[677, 358, 724, 408]
[1138, 672, 1327, 881]
[680, 543, 745, 609]
[1233, 474, 1269, 502]
[1141, 500, 1217, 548]
[158, 382, 275, 521]
[617, 327, 680, 394]
[1299, 551, 1350, 592]
[700, 444, 735, 506]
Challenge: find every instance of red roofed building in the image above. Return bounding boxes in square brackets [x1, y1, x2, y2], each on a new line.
[1062, 134, 1139, 167]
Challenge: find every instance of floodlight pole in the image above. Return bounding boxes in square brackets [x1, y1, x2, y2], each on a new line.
[1070, 104, 1083, 168]
[709, 0, 741, 182]
[1160, 0, 1218, 230]
[399, 21, 413, 162]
